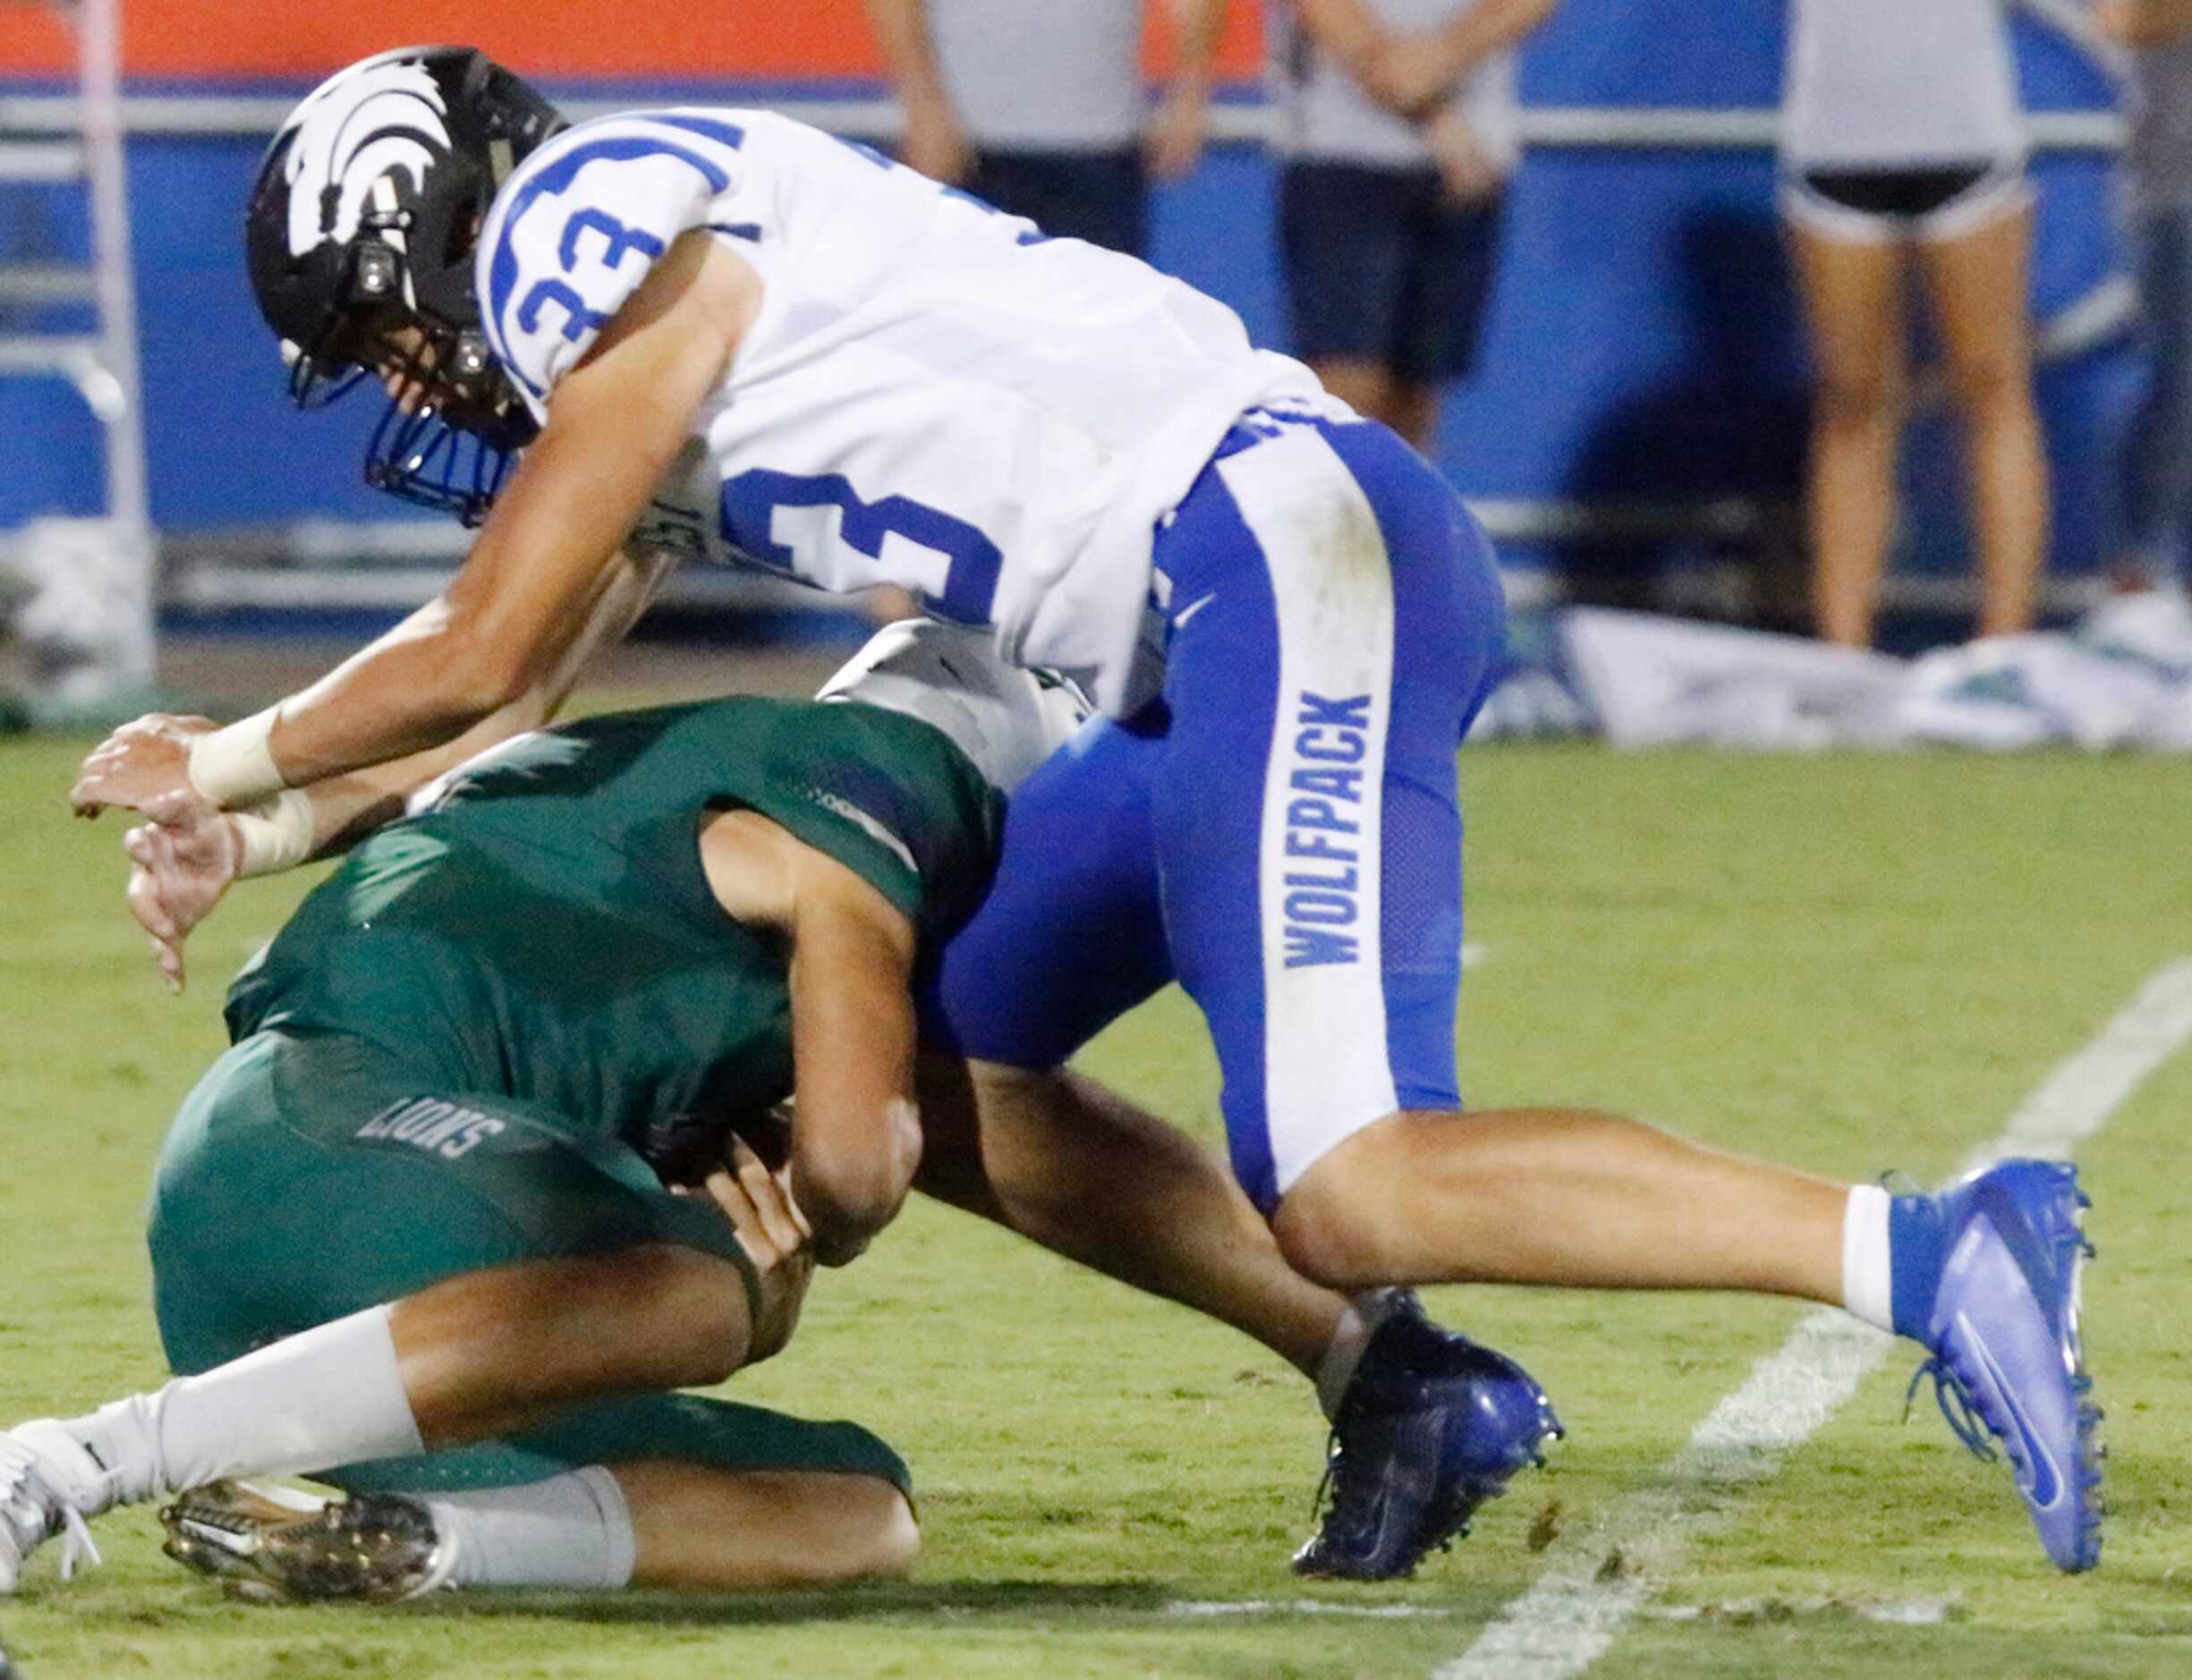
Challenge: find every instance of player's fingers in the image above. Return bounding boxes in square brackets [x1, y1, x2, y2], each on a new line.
[153, 933, 185, 995]
[728, 1136, 806, 1257]
[68, 771, 111, 818]
[127, 863, 177, 943]
[700, 1166, 768, 1251]
[774, 1160, 815, 1243]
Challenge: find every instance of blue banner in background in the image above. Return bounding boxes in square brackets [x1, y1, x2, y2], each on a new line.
[0, 0, 2142, 602]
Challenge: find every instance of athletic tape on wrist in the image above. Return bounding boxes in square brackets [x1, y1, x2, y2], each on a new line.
[231, 788, 316, 878]
[186, 705, 287, 807]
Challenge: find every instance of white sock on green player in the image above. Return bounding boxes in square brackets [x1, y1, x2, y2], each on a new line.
[53, 1305, 423, 1506]
[424, 1466, 636, 1590]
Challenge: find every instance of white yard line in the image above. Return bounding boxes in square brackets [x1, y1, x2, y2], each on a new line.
[1167, 1599, 1464, 1619]
[1436, 958, 2192, 1680]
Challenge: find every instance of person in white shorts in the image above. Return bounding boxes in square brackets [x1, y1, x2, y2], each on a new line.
[1271, 0, 1559, 450]
[862, 0, 1228, 255]
[1780, 0, 2048, 647]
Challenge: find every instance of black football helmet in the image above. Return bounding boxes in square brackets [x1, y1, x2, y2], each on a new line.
[245, 46, 566, 524]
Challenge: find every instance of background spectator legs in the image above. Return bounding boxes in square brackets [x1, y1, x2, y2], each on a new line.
[2118, 204, 2192, 589]
[1791, 200, 2046, 647]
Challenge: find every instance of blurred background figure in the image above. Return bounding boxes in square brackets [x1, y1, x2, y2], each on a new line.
[2097, 0, 2192, 593]
[862, 0, 1229, 255]
[1780, 0, 2048, 648]
[1269, 0, 1559, 452]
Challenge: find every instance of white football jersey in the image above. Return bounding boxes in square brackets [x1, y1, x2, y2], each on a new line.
[474, 107, 1318, 714]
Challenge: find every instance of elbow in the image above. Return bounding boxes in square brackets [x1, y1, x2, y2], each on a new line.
[803, 1162, 909, 1252]
[797, 1102, 923, 1258]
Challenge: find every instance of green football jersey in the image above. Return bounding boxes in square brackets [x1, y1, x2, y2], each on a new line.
[224, 697, 1003, 1149]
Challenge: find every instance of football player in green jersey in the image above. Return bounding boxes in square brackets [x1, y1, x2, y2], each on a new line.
[1, 625, 1392, 1601]
[5, 677, 1011, 1598]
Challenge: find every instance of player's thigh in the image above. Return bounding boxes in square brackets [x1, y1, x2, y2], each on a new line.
[333, 1390, 910, 1500]
[1149, 413, 1502, 1209]
[148, 1035, 746, 1377]
[919, 711, 1172, 1069]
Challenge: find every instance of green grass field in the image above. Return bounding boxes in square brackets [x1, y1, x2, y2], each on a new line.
[2, 725, 2188, 1678]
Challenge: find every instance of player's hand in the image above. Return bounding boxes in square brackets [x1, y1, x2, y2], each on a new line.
[1423, 106, 1504, 206]
[70, 713, 217, 819]
[899, 89, 973, 185]
[1145, 81, 1213, 182]
[703, 1136, 816, 1366]
[123, 788, 242, 994]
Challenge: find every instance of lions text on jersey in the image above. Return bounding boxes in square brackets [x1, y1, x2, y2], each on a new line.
[475, 107, 1316, 715]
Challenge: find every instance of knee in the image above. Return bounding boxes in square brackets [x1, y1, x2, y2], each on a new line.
[1947, 350, 2032, 420]
[1271, 1159, 1402, 1293]
[819, 1480, 922, 1583]
[865, 1487, 922, 1580]
[1813, 367, 1898, 433]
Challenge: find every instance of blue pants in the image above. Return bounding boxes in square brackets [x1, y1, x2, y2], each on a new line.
[924, 409, 1506, 1212]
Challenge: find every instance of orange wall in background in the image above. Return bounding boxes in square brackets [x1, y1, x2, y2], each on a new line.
[0, 3, 1262, 81]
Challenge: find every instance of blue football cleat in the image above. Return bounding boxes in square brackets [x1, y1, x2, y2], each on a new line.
[1293, 1293, 1560, 1580]
[1898, 1158, 2102, 1573]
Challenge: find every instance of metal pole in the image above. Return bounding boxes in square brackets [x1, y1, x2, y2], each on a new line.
[67, 0, 154, 689]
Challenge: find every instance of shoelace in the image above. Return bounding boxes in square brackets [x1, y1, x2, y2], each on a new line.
[54, 1503, 101, 1580]
[1904, 1355, 2000, 1466]
[0, 1444, 104, 1581]
[1304, 1430, 1385, 1540]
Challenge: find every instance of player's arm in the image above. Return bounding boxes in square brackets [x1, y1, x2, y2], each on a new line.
[253, 232, 757, 783]
[123, 547, 671, 992]
[862, 0, 973, 182]
[295, 543, 674, 854]
[72, 229, 760, 818]
[700, 810, 923, 1268]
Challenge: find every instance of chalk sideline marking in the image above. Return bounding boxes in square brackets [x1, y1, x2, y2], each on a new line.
[1436, 958, 2192, 1680]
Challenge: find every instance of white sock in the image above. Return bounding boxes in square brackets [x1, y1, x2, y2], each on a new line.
[425, 1466, 635, 1590]
[57, 1306, 424, 1506]
[1840, 1184, 1894, 1335]
[1314, 1290, 1398, 1420]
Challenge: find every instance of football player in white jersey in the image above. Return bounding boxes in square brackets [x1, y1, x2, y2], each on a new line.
[73, 47, 2103, 1575]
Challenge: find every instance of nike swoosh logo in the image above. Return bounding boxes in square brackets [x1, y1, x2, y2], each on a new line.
[1173, 590, 1218, 629]
[1956, 1310, 2064, 1510]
